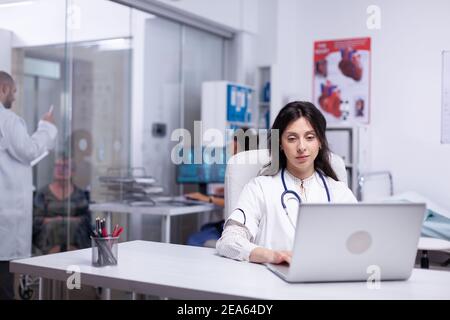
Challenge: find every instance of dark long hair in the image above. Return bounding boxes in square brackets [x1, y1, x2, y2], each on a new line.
[267, 101, 338, 181]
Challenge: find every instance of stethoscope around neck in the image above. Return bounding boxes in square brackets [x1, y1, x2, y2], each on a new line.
[280, 167, 331, 229]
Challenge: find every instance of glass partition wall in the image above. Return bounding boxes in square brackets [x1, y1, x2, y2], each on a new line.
[5, 0, 133, 259]
[139, 17, 225, 243]
[1, 0, 228, 268]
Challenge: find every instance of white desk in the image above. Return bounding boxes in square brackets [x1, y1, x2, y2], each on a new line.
[10, 241, 450, 300]
[90, 198, 219, 243]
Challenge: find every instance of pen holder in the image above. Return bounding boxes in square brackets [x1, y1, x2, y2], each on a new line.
[91, 236, 119, 267]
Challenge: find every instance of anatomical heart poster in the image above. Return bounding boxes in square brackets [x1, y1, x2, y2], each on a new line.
[313, 37, 371, 124]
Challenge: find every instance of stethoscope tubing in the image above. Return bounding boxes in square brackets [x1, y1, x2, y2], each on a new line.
[280, 167, 331, 228]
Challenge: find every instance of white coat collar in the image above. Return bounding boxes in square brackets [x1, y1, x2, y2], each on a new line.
[285, 169, 315, 184]
[284, 169, 319, 190]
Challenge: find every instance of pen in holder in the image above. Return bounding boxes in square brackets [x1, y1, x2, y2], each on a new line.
[91, 236, 119, 267]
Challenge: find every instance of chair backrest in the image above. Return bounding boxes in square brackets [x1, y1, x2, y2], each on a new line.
[224, 149, 348, 219]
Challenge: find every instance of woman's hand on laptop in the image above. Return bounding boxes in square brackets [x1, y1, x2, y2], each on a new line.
[250, 247, 292, 264]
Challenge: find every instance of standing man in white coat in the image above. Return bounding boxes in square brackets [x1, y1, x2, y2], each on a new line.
[0, 71, 57, 300]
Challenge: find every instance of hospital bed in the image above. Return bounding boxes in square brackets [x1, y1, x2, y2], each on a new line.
[357, 171, 450, 269]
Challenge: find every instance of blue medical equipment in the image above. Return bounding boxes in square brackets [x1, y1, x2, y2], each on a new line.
[176, 147, 227, 184]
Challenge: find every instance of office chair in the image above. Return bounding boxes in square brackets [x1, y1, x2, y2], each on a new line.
[224, 149, 348, 220]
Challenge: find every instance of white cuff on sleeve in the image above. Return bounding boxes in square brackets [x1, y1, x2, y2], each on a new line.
[239, 242, 259, 261]
[38, 120, 57, 140]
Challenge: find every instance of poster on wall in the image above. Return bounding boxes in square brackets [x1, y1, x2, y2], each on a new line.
[313, 37, 371, 124]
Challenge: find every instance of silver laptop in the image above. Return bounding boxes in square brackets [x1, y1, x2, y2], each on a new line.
[266, 203, 426, 283]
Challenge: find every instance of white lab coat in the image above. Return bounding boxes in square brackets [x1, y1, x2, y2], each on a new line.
[0, 104, 57, 260]
[227, 170, 357, 252]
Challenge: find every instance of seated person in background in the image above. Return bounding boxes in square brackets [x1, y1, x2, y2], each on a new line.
[185, 127, 258, 247]
[185, 186, 225, 247]
[185, 188, 224, 207]
[33, 155, 91, 255]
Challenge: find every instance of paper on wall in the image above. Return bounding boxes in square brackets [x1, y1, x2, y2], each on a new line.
[30, 150, 49, 167]
[442, 51, 450, 144]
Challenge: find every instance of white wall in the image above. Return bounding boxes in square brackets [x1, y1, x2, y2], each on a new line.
[270, 0, 450, 209]
[255, 0, 277, 67]
[0, 0, 131, 47]
[154, 0, 260, 87]
[270, 0, 301, 122]
[0, 0, 65, 47]
[0, 29, 12, 72]
[155, 0, 258, 33]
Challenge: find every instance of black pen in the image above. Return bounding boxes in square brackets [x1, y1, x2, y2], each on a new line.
[100, 219, 105, 237]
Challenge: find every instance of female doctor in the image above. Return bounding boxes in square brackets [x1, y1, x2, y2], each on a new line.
[216, 101, 357, 264]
